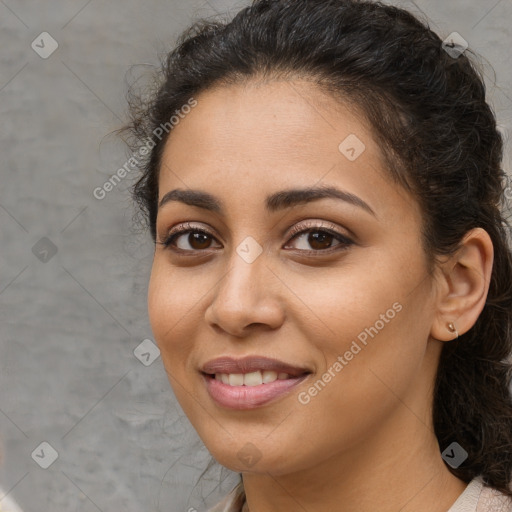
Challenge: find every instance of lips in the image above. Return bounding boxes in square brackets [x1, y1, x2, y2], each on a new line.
[201, 355, 310, 377]
[201, 356, 311, 410]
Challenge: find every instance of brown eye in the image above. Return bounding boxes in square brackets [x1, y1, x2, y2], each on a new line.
[285, 227, 353, 253]
[162, 225, 222, 252]
[307, 231, 336, 250]
[182, 232, 213, 250]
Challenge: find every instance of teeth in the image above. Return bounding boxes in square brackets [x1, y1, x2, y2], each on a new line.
[244, 371, 263, 386]
[214, 370, 290, 386]
[262, 370, 278, 383]
[228, 373, 244, 386]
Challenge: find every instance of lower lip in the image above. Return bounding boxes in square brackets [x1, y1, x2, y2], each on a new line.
[202, 373, 309, 410]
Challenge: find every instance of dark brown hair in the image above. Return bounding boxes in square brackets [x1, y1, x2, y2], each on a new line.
[122, 0, 512, 497]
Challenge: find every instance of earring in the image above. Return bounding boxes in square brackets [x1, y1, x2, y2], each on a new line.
[447, 322, 459, 339]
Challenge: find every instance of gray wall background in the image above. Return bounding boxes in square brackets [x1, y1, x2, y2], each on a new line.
[0, 1, 511, 511]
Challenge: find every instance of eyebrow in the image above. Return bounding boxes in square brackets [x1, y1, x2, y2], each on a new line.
[158, 185, 376, 217]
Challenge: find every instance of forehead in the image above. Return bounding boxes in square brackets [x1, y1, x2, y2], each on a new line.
[157, 79, 414, 222]
[163, 79, 372, 165]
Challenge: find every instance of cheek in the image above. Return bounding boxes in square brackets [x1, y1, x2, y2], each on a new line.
[287, 255, 431, 399]
[147, 261, 200, 364]
[283, 257, 410, 346]
[147, 262, 204, 417]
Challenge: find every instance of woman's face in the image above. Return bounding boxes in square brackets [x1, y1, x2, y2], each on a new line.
[148, 79, 442, 475]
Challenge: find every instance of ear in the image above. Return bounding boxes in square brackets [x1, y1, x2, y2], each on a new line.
[430, 228, 494, 342]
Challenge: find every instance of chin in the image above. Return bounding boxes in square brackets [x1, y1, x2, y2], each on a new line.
[200, 431, 302, 475]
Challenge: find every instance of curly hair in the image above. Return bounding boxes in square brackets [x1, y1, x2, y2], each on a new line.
[121, 0, 512, 497]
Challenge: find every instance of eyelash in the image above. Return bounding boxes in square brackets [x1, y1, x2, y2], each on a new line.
[158, 220, 354, 256]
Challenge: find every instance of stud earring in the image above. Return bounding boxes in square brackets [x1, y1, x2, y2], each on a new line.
[447, 322, 459, 339]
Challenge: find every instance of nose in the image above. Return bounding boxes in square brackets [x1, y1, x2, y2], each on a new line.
[204, 247, 285, 338]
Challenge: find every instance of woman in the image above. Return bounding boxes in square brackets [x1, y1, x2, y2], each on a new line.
[121, 0, 512, 510]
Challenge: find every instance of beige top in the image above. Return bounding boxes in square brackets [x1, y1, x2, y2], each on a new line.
[208, 476, 512, 512]
[0, 488, 24, 512]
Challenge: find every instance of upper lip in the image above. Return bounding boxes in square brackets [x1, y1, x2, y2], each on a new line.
[201, 356, 311, 377]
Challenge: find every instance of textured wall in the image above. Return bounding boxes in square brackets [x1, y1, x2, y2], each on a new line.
[0, 0, 510, 511]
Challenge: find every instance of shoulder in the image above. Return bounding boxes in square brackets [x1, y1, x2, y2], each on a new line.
[477, 480, 512, 512]
[448, 476, 512, 512]
[0, 488, 24, 512]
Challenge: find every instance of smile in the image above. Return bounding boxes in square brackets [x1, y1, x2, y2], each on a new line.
[201, 356, 311, 409]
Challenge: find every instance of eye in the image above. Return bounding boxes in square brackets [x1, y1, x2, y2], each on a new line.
[284, 221, 354, 253]
[159, 222, 221, 252]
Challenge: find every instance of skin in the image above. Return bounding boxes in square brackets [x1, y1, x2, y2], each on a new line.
[148, 78, 493, 512]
